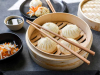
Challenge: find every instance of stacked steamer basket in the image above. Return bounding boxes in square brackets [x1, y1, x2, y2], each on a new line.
[26, 13, 93, 70]
[78, 0, 100, 31]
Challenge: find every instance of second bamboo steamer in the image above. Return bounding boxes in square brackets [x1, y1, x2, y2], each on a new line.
[78, 0, 100, 31]
[26, 13, 93, 70]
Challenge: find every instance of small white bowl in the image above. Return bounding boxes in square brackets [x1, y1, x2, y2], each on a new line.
[4, 15, 24, 31]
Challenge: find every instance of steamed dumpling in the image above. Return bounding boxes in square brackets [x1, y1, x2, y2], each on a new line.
[35, 7, 50, 17]
[57, 38, 80, 55]
[29, 0, 42, 7]
[41, 22, 59, 37]
[61, 24, 81, 39]
[38, 37, 57, 53]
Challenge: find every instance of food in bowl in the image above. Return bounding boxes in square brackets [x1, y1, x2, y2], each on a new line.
[0, 42, 19, 59]
[36, 22, 81, 54]
[30, 21, 84, 54]
[27, 5, 41, 17]
[7, 18, 22, 25]
[41, 22, 59, 37]
[57, 38, 80, 55]
[38, 37, 57, 53]
[82, 0, 100, 23]
[35, 7, 50, 17]
[29, 0, 42, 8]
[27, 0, 50, 17]
[61, 23, 81, 39]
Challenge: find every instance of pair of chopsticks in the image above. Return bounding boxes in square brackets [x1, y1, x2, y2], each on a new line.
[26, 20, 95, 65]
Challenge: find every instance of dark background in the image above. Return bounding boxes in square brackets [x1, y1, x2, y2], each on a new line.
[0, 0, 100, 72]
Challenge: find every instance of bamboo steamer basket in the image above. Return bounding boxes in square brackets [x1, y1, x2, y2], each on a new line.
[26, 13, 93, 70]
[78, 0, 100, 31]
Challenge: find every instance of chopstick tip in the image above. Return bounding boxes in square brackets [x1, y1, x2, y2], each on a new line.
[87, 61, 90, 65]
[93, 52, 95, 56]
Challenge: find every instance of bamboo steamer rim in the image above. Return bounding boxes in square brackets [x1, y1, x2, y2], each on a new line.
[27, 12, 92, 58]
[79, 0, 100, 24]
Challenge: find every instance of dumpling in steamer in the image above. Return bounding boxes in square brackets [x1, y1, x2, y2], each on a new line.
[61, 23, 81, 39]
[35, 7, 50, 17]
[57, 38, 80, 55]
[29, 0, 42, 7]
[38, 37, 57, 53]
[41, 22, 59, 37]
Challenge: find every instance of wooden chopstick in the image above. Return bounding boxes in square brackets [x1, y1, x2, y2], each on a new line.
[26, 20, 95, 56]
[26, 20, 90, 65]
[46, 0, 56, 13]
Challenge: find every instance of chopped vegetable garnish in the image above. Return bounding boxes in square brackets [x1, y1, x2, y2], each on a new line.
[27, 5, 41, 17]
[0, 42, 19, 59]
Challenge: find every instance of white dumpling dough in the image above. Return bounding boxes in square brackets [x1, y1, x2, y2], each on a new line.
[61, 24, 81, 39]
[35, 7, 50, 17]
[29, 0, 42, 7]
[41, 22, 59, 37]
[57, 38, 80, 55]
[38, 37, 57, 53]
